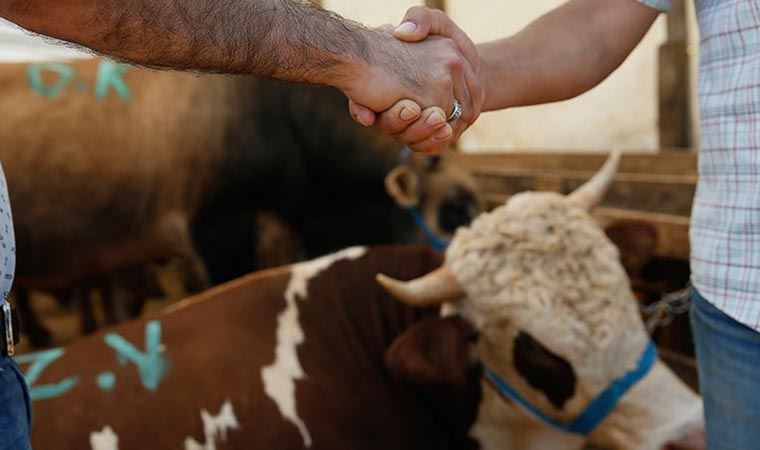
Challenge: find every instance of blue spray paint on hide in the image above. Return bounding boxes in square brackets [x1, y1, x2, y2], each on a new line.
[104, 320, 167, 391]
[14, 348, 79, 401]
[94, 60, 132, 101]
[96, 371, 117, 391]
[26, 63, 75, 99]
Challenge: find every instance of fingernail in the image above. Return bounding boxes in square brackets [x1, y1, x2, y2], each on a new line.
[355, 114, 370, 127]
[426, 111, 445, 127]
[395, 22, 417, 34]
[399, 106, 417, 121]
[434, 125, 453, 140]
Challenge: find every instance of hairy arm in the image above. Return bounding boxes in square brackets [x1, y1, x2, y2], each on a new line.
[479, 0, 659, 110]
[2, 0, 374, 86]
[1, 0, 474, 121]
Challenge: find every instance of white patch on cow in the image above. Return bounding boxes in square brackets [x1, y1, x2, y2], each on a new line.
[261, 246, 368, 448]
[184, 399, 240, 450]
[90, 426, 119, 450]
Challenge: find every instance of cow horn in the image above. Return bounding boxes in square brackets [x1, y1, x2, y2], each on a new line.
[376, 266, 465, 306]
[567, 150, 621, 210]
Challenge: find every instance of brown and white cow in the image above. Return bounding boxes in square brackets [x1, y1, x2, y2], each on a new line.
[22, 245, 481, 450]
[0, 58, 483, 345]
[21, 155, 701, 450]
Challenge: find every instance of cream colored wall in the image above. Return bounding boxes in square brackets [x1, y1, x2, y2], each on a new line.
[324, 0, 422, 27]
[325, 1, 695, 153]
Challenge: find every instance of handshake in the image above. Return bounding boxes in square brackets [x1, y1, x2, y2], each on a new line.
[340, 7, 486, 155]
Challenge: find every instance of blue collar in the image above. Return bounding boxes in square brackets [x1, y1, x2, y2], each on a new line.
[405, 207, 450, 251]
[398, 146, 450, 251]
[483, 340, 658, 435]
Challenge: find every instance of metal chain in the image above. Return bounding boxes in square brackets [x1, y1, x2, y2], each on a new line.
[641, 284, 692, 334]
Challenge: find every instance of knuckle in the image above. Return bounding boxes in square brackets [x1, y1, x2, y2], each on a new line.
[437, 77, 454, 91]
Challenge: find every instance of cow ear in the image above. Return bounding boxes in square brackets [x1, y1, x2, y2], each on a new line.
[385, 316, 476, 385]
[385, 165, 420, 208]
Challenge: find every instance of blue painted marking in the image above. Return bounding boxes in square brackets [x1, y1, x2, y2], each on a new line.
[104, 320, 167, 391]
[14, 348, 79, 401]
[96, 371, 116, 391]
[26, 63, 75, 99]
[94, 60, 132, 101]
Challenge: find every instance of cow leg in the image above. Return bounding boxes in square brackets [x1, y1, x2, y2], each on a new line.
[255, 212, 303, 269]
[177, 252, 210, 294]
[77, 286, 98, 335]
[13, 286, 52, 347]
[158, 213, 210, 294]
[98, 276, 123, 325]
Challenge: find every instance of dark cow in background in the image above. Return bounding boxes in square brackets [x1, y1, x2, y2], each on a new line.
[23, 155, 705, 449]
[0, 58, 483, 346]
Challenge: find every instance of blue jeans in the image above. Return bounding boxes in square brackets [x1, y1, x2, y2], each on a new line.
[691, 289, 760, 450]
[0, 356, 31, 450]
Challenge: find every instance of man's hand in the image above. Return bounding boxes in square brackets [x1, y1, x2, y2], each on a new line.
[349, 7, 485, 154]
[340, 31, 473, 144]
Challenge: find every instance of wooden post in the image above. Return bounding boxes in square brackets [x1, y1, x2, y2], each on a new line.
[425, 0, 446, 11]
[658, 0, 693, 149]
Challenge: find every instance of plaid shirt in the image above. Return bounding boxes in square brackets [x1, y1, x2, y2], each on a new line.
[0, 163, 15, 304]
[639, 0, 760, 331]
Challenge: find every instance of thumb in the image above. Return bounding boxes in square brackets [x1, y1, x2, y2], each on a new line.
[348, 99, 377, 127]
[393, 6, 434, 42]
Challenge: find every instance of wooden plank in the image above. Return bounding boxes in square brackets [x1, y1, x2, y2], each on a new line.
[472, 171, 695, 216]
[457, 151, 697, 175]
[593, 208, 690, 260]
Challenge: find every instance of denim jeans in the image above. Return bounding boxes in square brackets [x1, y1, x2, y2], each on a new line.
[0, 356, 31, 450]
[690, 289, 760, 450]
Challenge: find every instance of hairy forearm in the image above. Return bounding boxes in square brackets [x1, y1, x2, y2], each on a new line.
[478, 0, 658, 111]
[1, 0, 392, 89]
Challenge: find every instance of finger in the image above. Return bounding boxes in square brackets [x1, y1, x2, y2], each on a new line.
[393, 6, 433, 42]
[395, 6, 456, 41]
[393, 107, 448, 145]
[375, 99, 422, 135]
[459, 58, 482, 126]
[394, 7, 481, 74]
[450, 58, 472, 132]
[408, 124, 454, 155]
[348, 99, 377, 127]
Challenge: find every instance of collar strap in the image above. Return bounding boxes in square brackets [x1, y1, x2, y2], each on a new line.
[405, 207, 449, 251]
[483, 340, 658, 435]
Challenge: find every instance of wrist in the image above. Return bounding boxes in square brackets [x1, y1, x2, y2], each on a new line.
[477, 39, 528, 111]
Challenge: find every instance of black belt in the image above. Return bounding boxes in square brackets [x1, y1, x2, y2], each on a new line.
[1, 302, 20, 356]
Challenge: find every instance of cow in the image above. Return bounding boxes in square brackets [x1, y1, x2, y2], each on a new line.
[0, 58, 483, 346]
[19, 154, 703, 450]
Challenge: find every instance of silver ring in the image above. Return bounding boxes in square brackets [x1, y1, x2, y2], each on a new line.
[447, 99, 462, 123]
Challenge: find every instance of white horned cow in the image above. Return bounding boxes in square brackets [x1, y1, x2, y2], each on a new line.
[378, 152, 704, 450]
[22, 154, 703, 450]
